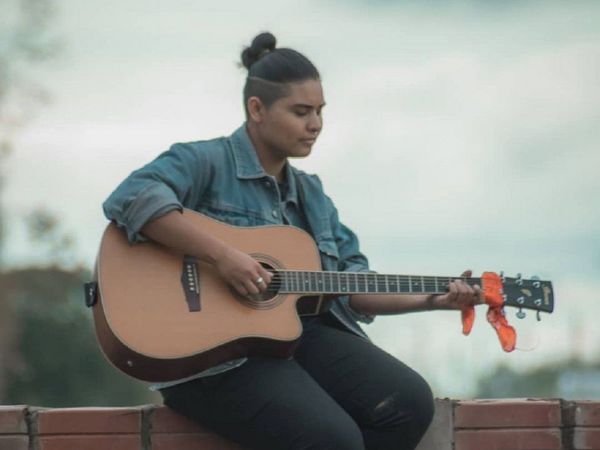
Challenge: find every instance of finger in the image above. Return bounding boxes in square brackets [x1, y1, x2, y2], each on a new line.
[234, 282, 249, 297]
[447, 281, 458, 302]
[243, 279, 260, 295]
[473, 284, 485, 304]
[258, 267, 273, 285]
[455, 279, 473, 306]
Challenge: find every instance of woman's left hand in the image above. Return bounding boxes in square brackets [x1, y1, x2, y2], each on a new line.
[429, 269, 485, 310]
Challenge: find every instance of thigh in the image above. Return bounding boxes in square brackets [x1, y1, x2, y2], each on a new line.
[295, 315, 434, 448]
[160, 356, 364, 450]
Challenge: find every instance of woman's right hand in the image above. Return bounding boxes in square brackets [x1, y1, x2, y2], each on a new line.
[214, 246, 273, 297]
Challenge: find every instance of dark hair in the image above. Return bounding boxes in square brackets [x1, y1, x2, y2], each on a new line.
[241, 32, 320, 116]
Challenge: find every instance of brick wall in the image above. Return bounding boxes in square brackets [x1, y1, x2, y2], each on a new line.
[0, 399, 598, 450]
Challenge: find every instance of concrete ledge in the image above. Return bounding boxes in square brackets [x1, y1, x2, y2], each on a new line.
[0, 399, 599, 450]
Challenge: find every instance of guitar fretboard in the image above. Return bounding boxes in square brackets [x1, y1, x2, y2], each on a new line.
[272, 271, 481, 295]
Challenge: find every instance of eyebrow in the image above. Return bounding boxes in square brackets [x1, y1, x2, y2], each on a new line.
[292, 103, 326, 109]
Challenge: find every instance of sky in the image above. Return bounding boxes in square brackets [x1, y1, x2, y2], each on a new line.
[2, 0, 600, 398]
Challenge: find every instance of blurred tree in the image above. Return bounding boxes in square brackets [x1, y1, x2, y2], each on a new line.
[1, 266, 158, 407]
[26, 208, 77, 267]
[0, 1, 158, 407]
[0, 0, 61, 256]
[475, 358, 600, 400]
[0, 0, 62, 400]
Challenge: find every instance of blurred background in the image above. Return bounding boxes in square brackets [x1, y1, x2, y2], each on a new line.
[1, 0, 599, 407]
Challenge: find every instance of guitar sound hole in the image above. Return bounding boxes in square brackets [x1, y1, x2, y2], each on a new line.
[234, 258, 284, 309]
[253, 261, 279, 302]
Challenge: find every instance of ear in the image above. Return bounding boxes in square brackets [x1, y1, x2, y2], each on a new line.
[247, 96, 265, 123]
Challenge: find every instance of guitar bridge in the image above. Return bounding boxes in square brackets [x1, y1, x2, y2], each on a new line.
[181, 255, 201, 312]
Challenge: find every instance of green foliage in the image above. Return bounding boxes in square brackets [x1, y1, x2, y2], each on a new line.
[475, 359, 600, 399]
[1, 266, 158, 407]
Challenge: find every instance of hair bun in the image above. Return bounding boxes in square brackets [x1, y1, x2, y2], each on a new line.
[241, 32, 277, 70]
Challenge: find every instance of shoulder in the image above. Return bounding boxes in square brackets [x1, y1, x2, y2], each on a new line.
[168, 136, 229, 158]
[290, 166, 324, 189]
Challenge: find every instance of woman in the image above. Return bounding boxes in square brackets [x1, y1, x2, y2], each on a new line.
[103, 32, 483, 450]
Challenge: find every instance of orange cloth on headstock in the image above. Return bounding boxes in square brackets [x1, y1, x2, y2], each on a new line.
[461, 272, 516, 352]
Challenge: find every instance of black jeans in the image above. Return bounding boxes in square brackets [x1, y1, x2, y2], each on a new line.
[159, 314, 434, 450]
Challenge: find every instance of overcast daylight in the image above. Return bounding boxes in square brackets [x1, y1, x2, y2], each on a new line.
[2, 0, 599, 403]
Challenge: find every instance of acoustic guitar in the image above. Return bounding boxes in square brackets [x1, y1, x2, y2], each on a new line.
[91, 209, 554, 382]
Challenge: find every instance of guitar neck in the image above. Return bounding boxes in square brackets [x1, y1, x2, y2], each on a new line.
[273, 271, 478, 296]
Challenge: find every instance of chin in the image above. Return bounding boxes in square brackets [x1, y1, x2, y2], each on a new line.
[291, 147, 312, 158]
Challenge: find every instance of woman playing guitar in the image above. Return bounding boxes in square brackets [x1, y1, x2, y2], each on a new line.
[103, 32, 485, 450]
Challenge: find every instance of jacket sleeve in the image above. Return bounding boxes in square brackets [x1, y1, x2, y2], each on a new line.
[325, 193, 376, 324]
[102, 142, 210, 243]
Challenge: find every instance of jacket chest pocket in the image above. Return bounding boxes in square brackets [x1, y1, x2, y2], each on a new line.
[198, 201, 270, 227]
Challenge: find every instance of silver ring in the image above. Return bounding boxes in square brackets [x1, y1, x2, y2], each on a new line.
[255, 277, 264, 285]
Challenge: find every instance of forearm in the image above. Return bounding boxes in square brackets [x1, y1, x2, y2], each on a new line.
[140, 210, 227, 265]
[349, 293, 446, 316]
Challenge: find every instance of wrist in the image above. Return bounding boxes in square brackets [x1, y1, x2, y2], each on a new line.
[425, 294, 437, 310]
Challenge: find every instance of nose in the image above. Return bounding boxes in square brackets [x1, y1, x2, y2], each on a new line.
[307, 111, 322, 134]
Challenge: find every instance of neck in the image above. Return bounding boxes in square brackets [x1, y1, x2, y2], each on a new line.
[246, 122, 286, 181]
[269, 271, 480, 295]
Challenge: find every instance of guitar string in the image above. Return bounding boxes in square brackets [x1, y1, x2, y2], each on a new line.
[263, 272, 460, 293]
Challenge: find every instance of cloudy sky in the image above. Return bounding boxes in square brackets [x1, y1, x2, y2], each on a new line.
[3, 0, 600, 397]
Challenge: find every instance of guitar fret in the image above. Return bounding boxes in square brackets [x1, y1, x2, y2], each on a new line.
[388, 275, 396, 293]
[377, 275, 386, 293]
[281, 272, 485, 296]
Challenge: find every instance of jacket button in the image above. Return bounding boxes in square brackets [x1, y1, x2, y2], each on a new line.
[272, 210, 278, 218]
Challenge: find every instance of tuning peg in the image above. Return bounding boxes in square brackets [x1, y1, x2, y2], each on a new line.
[516, 273, 523, 286]
[536, 311, 541, 321]
[531, 275, 541, 288]
[516, 308, 526, 319]
[499, 271, 505, 282]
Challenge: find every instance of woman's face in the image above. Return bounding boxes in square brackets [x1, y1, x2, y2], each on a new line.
[253, 79, 325, 160]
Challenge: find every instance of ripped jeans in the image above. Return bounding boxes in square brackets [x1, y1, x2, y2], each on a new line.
[159, 314, 435, 450]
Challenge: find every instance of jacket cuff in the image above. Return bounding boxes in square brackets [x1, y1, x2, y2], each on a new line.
[116, 183, 183, 243]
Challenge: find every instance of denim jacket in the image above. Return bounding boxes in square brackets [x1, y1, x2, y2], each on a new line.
[103, 124, 374, 386]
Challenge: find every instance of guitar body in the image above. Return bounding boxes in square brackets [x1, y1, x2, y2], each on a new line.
[93, 209, 323, 382]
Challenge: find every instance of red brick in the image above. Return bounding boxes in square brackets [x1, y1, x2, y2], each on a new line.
[0, 435, 29, 450]
[455, 399, 561, 428]
[39, 434, 140, 450]
[36, 407, 141, 435]
[565, 401, 600, 427]
[150, 406, 205, 433]
[573, 427, 600, 449]
[153, 433, 244, 450]
[0, 405, 27, 434]
[455, 428, 562, 450]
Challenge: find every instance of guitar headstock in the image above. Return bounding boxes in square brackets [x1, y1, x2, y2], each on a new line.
[501, 274, 554, 314]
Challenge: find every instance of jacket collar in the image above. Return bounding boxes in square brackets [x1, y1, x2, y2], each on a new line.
[231, 124, 267, 180]
[231, 124, 298, 205]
